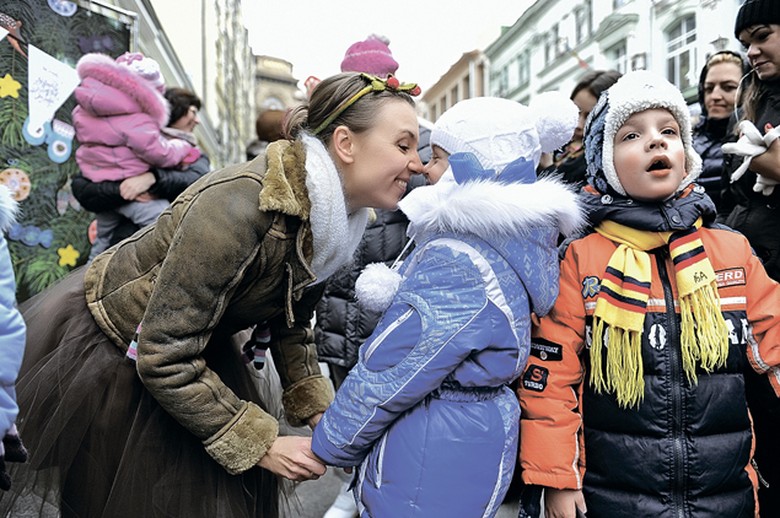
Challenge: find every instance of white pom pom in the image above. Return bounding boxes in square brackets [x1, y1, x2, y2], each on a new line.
[530, 91, 580, 153]
[355, 262, 402, 313]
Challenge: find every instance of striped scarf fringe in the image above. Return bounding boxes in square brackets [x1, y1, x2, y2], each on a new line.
[590, 220, 729, 408]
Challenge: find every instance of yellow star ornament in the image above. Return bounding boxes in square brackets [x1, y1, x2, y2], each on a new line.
[0, 73, 22, 98]
[57, 244, 80, 267]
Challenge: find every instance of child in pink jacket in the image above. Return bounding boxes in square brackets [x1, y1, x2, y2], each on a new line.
[72, 52, 199, 260]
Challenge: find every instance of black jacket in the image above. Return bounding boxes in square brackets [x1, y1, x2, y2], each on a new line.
[72, 154, 211, 244]
[692, 116, 729, 213]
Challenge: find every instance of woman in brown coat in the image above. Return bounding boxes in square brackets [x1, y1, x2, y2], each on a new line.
[2, 72, 423, 518]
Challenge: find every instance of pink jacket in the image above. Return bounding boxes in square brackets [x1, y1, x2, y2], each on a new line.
[72, 53, 194, 183]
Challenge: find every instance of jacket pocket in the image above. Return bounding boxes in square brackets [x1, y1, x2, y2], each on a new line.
[363, 306, 414, 364]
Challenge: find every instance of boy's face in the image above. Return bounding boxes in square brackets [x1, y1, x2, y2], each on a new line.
[422, 145, 450, 185]
[613, 108, 687, 202]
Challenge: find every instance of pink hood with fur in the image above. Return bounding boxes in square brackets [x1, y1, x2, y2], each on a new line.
[72, 53, 193, 182]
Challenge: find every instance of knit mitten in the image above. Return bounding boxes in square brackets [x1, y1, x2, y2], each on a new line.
[722, 120, 780, 195]
[3, 425, 27, 463]
[0, 425, 28, 491]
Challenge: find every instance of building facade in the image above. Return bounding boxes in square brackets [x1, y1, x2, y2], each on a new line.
[149, 0, 255, 168]
[484, 0, 744, 105]
[253, 55, 305, 112]
[420, 50, 488, 122]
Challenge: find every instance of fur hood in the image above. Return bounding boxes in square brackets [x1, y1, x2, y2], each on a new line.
[0, 185, 18, 233]
[399, 170, 584, 242]
[76, 52, 169, 127]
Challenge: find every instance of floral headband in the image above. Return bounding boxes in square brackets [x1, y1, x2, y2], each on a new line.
[312, 73, 421, 135]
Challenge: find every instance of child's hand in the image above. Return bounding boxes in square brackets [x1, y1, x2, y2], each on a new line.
[544, 487, 586, 518]
[180, 147, 201, 167]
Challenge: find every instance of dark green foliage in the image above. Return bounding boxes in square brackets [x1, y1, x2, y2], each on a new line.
[1, 0, 130, 300]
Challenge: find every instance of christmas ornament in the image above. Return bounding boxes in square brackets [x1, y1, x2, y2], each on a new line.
[0, 73, 21, 98]
[47, 0, 78, 17]
[22, 117, 74, 163]
[0, 168, 31, 201]
[57, 244, 79, 267]
[0, 12, 26, 59]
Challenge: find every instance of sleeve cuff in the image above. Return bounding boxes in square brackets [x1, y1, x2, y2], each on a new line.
[282, 375, 333, 427]
[203, 402, 279, 475]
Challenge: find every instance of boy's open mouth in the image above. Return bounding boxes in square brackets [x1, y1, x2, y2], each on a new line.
[647, 157, 671, 172]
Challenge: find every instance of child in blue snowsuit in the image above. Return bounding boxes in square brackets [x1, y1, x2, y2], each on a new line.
[312, 94, 584, 517]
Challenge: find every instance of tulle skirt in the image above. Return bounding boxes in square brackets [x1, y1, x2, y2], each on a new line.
[0, 268, 282, 518]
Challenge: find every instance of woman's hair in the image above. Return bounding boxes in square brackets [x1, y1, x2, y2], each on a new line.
[570, 69, 622, 101]
[284, 72, 416, 143]
[164, 87, 202, 127]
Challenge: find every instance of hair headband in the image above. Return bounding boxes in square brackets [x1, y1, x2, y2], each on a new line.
[312, 73, 421, 135]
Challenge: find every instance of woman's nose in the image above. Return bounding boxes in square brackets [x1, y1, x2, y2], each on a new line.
[409, 152, 424, 172]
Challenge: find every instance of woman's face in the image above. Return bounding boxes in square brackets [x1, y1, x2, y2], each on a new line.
[571, 89, 598, 144]
[171, 105, 200, 132]
[703, 62, 742, 120]
[739, 24, 780, 81]
[339, 99, 423, 211]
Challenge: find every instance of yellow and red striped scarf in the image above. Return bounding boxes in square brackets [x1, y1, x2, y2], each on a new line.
[590, 218, 729, 408]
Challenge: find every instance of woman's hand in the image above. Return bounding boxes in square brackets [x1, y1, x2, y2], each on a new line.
[120, 172, 157, 201]
[257, 436, 327, 482]
[544, 488, 587, 518]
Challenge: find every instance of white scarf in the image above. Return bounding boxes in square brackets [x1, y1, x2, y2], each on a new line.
[301, 133, 369, 284]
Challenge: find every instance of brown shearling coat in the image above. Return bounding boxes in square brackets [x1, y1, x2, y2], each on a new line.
[84, 140, 333, 475]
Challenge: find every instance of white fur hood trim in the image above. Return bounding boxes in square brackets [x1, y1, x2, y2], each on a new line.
[0, 185, 19, 233]
[399, 174, 585, 240]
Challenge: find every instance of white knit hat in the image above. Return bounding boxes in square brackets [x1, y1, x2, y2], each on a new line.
[586, 70, 702, 196]
[115, 52, 165, 93]
[430, 93, 578, 173]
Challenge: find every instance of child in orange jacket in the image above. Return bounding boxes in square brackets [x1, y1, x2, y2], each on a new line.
[518, 70, 780, 518]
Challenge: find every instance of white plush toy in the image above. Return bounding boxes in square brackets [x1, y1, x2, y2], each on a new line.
[722, 120, 780, 196]
[355, 91, 579, 313]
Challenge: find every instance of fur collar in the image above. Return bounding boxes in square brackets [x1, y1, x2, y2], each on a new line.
[0, 185, 18, 233]
[399, 172, 584, 240]
[76, 53, 170, 127]
[258, 139, 311, 220]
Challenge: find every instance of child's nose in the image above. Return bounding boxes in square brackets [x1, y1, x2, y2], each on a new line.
[647, 133, 667, 149]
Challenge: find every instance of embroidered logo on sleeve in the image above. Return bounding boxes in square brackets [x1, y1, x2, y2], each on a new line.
[715, 267, 746, 288]
[582, 276, 600, 298]
[522, 365, 549, 392]
[530, 339, 563, 361]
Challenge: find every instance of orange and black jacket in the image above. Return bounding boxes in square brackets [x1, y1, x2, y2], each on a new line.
[518, 189, 780, 518]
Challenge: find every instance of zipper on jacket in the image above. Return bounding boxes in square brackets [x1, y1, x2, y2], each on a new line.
[363, 307, 414, 363]
[374, 432, 388, 489]
[655, 251, 687, 518]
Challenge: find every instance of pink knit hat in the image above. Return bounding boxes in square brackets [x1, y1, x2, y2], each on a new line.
[115, 52, 165, 93]
[340, 34, 399, 77]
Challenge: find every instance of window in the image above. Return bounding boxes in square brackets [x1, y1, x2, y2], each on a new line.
[575, 0, 593, 44]
[450, 85, 459, 104]
[462, 76, 470, 99]
[517, 51, 530, 88]
[608, 41, 628, 74]
[499, 67, 509, 96]
[666, 15, 697, 91]
[545, 24, 559, 65]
